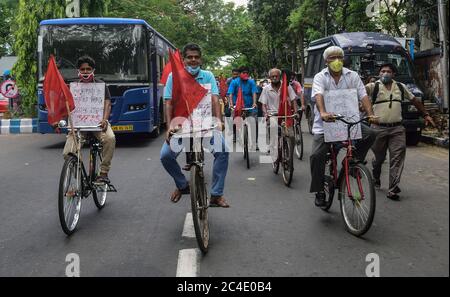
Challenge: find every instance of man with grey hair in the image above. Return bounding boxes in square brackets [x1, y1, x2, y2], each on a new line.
[259, 68, 299, 156]
[310, 46, 377, 207]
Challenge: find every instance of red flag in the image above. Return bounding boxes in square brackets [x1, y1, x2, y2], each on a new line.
[160, 61, 172, 85]
[234, 87, 244, 117]
[278, 73, 293, 127]
[43, 55, 75, 126]
[161, 51, 184, 85]
[169, 50, 207, 119]
[219, 76, 228, 98]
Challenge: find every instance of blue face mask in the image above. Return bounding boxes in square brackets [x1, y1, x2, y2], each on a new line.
[380, 74, 393, 84]
[186, 66, 201, 75]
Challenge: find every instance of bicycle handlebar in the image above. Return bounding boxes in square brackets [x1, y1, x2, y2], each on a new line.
[170, 124, 220, 137]
[333, 114, 378, 126]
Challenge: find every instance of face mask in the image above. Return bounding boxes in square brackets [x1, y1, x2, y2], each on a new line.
[240, 73, 249, 81]
[186, 66, 200, 76]
[78, 70, 94, 82]
[380, 74, 393, 84]
[328, 59, 344, 73]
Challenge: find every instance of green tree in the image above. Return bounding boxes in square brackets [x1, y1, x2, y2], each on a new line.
[0, 0, 18, 56]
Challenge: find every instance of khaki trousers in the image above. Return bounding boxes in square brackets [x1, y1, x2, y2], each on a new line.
[370, 125, 406, 192]
[63, 124, 116, 174]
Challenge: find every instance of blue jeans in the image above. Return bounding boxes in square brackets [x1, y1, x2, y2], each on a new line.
[160, 131, 229, 197]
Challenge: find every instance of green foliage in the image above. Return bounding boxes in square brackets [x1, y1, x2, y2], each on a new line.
[0, 0, 18, 56]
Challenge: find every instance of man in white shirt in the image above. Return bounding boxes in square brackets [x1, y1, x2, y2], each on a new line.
[259, 68, 298, 116]
[310, 46, 376, 207]
[259, 68, 299, 157]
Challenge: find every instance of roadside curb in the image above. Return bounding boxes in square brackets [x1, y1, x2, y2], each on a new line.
[421, 134, 449, 149]
[0, 118, 37, 134]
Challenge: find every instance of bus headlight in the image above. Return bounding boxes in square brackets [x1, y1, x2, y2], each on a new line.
[128, 104, 147, 111]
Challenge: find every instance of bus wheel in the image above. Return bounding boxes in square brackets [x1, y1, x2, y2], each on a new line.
[149, 125, 160, 138]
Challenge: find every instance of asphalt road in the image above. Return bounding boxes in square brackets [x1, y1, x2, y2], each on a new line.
[0, 120, 448, 277]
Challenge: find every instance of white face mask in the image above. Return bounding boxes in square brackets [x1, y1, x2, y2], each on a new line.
[78, 70, 95, 82]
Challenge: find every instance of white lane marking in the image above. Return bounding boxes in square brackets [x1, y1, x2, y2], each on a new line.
[176, 248, 200, 277]
[182, 212, 196, 238]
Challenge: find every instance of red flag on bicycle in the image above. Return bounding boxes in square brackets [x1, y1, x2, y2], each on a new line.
[169, 49, 207, 119]
[43, 55, 75, 126]
[234, 87, 244, 117]
[278, 72, 293, 127]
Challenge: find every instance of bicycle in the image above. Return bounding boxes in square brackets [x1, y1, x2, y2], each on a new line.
[267, 113, 296, 187]
[58, 121, 117, 236]
[320, 115, 376, 237]
[293, 110, 304, 160]
[171, 124, 219, 254]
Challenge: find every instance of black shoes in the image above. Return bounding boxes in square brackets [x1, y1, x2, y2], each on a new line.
[315, 192, 326, 207]
[387, 186, 401, 200]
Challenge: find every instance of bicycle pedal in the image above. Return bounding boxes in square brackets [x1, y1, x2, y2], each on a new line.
[107, 184, 117, 192]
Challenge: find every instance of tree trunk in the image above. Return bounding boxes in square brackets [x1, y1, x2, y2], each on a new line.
[322, 0, 328, 36]
[342, 0, 350, 31]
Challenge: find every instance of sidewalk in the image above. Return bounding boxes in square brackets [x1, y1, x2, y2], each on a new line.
[421, 132, 449, 149]
[0, 118, 37, 134]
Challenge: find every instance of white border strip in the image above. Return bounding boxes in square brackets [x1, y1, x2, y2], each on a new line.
[176, 248, 200, 277]
[182, 212, 196, 238]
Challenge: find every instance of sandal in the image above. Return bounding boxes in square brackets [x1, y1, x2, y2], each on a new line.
[209, 196, 230, 208]
[170, 185, 190, 203]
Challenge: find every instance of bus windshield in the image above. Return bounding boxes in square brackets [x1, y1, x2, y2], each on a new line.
[348, 53, 412, 79]
[39, 24, 148, 82]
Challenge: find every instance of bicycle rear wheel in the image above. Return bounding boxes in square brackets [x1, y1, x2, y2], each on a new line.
[282, 136, 294, 186]
[92, 150, 107, 209]
[339, 163, 376, 236]
[190, 164, 209, 254]
[294, 122, 304, 160]
[58, 156, 82, 235]
[244, 124, 250, 169]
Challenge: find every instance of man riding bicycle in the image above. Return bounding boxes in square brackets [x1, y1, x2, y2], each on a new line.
[61, 55, 116, 185]
[259, 69, 299, 154]
[227, 66, 259, 150]
[310, 46, 376, 207]
[160, 43, 230, 208]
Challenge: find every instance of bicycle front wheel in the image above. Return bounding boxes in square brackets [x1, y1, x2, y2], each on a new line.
[92, 150, 107, 209]
[282, 136, 294, 186]
[294, 123, 304, 160]
[58, 156, 82, 235]
[244, 124, 250, 169]
[190, 164, 209, 254]
[339, 163, 376, 237]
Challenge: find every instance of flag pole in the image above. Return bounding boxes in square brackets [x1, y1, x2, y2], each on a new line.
[284, 76, 287, 126]
[65, 99, 79, 150]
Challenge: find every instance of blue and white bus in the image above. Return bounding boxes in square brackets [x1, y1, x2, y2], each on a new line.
[37, 18, 175, 136]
